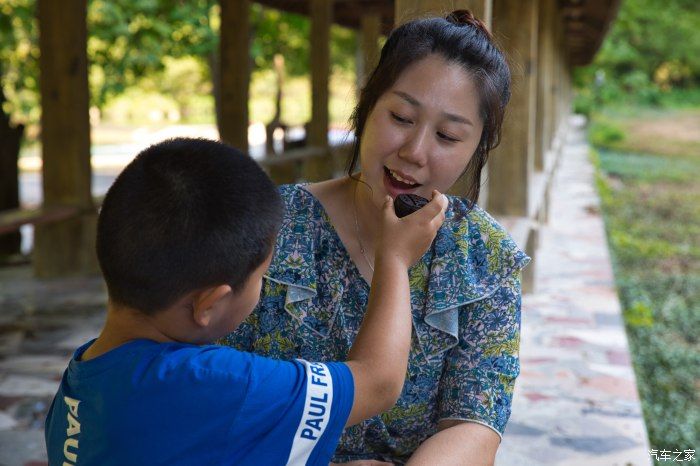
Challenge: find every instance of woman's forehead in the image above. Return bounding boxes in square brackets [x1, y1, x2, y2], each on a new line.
[384, 55, 480, 118]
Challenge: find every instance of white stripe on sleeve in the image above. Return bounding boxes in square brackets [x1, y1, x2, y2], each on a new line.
[285, 360, 335, 466]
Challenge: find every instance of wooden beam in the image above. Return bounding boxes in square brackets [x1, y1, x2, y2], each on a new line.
[219, 0, 250, 152]
[35, 0, 96, 277]
[303, 0, 333, 181]
[0, 206, 81, 236]
[488, 0, 538, 217]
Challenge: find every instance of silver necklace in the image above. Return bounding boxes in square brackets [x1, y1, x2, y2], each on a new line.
[353, 182, 374, 273]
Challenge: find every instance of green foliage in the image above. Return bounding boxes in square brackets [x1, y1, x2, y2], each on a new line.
[655, 88, 700, 108]
[1, 0, 359, 127]
[624, 299, 654, 328]
[588, 119, 625, 147]
[88, 0, 218, 107]
[0, 0, 39, 121]
[592, 139, 700, 453]
[250, 4, 356, 76]
[250, 4, 310, 76]
[575, 0, 700, 109]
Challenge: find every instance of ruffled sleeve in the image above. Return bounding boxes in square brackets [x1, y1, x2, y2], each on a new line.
[436, 270, 523, 438]
[220, 184, 327, 358]
[431, 198, 529, 437]
[412, 197, 529, 359]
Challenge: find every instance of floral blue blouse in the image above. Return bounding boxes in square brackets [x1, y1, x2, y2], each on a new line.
[221, 183, 530, 464]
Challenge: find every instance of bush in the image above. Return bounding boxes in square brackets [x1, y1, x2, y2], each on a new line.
[592, 143, 700, 456]
[573, 90, 594, 117]
[589, 119, 626, 147]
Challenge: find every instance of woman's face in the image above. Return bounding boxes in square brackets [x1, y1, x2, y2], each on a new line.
[359, 53, 484, 207]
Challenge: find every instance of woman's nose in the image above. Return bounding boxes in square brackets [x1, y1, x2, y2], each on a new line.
[397, 127, 430, 166]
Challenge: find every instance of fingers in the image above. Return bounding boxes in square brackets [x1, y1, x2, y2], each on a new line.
[383, 195, 394, 212]
[381, 195, 397, 220]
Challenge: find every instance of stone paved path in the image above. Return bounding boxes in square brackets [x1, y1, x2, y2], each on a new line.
[496, 117, 651, 466]
[0, 117, 652, 465]
[0, 268, 105, 466]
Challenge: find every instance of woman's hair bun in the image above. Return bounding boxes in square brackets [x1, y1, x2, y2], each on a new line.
[446, 9, 493, 41]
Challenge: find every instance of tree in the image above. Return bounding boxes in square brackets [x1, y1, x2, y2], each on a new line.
[575, 0, 700, 104]
[0, 0, 34, 256]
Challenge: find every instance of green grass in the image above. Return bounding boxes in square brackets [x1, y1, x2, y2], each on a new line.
[590, 109, 700, 455]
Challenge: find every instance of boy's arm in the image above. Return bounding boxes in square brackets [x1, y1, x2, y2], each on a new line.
[343, 193, 447, 427]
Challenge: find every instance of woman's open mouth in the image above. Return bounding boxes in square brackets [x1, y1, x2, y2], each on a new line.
[383, 166, 422, 195]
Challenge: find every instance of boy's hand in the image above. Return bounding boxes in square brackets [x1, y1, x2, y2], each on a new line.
[377, 190, 448, 269]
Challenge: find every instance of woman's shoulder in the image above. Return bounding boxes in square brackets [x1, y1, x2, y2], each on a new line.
[443, 195, 530, 277]
[447, 195, 501, 231]
[266, 184, 329, 288]
[277, 183, 318, 219]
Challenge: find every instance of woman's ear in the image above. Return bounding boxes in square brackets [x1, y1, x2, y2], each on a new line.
[192, 285, 232, 327]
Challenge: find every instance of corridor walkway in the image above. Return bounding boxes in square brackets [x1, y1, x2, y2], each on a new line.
[496, 116, 651, 465]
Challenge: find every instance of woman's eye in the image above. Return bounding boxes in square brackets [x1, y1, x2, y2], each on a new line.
[390, 112, 412, 124]
[437, 132, 459, 143]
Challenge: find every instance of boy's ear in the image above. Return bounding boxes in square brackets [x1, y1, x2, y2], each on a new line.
[192, 285, 232, 327]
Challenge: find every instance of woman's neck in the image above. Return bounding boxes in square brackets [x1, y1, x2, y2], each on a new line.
[351, 175, 382, 260]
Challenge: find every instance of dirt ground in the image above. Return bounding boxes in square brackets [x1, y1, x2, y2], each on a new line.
[617, 110, 700, 158]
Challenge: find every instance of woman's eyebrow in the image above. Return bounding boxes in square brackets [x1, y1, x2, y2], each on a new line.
[392, 90, 473, 127]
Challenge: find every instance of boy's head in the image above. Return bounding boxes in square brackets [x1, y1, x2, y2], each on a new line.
[96, 138, 283, 336]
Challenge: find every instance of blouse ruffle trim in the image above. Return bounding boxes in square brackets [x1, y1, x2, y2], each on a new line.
[265, 184, 530, 359]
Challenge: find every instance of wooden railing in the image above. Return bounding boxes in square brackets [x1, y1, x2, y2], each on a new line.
[260, 142, 353, 184]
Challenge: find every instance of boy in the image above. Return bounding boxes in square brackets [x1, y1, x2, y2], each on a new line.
[44, 138, 447, 465]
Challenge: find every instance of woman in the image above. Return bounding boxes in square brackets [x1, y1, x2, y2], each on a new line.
[223, 10, 530, 465]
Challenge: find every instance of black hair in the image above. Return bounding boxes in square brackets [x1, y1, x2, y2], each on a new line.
[348, 10, 511, 206]
[96, 137, 283, 314]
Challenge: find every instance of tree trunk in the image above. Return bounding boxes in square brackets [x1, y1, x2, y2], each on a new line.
[0, 86, 23, 258]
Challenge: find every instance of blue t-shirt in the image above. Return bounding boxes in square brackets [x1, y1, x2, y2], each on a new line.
[45, 339, 354, 465]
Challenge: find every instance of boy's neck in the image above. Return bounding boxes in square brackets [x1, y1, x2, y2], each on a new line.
[81, 304, 175, 361]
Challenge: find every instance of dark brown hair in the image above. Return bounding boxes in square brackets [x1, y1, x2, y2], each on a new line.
[348, 9, 510, 206]
[97, 138, 283, 314]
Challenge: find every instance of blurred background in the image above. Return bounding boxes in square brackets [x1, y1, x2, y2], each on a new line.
[572, 0, 699, 458]
[0, 0, 697, 464]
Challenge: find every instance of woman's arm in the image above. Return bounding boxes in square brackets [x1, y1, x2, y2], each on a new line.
[406, 420, 500, 466]
[407, 271, 524, 464]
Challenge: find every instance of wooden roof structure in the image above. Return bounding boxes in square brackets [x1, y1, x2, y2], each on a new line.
[559, 0, 622, 65]
[256, 0, 621, 66]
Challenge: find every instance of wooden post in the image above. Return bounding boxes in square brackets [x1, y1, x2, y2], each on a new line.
[535, 0, 555, 172]
[357, 12, 381, 91]
[555, 16, 567, 137]
[487, 0, 538, 217]
[35, 0, 96, 277]
[219, 0, 250, 152]
[302, 0, 333, 181]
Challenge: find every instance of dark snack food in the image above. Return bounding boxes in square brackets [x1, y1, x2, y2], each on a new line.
[394, 194, 429, 218]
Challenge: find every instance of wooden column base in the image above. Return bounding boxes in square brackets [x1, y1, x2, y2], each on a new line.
[34, 212, 98, 277]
